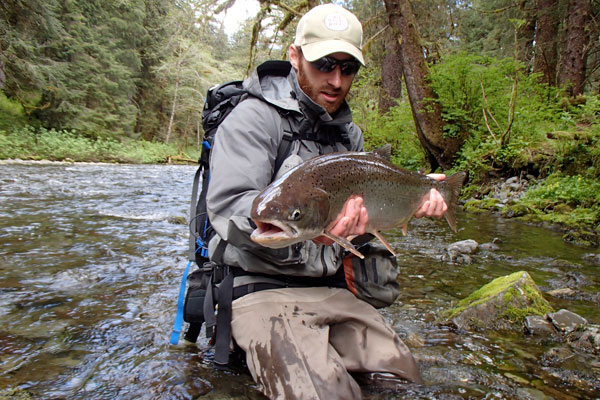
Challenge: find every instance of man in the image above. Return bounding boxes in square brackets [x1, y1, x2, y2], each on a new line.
[206, 4, 447, 399]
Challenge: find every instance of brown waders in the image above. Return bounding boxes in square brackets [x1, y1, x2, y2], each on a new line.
[231, 287, 422, 400]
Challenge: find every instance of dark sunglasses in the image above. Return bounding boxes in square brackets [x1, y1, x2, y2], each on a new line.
[310, 56, 361, 76]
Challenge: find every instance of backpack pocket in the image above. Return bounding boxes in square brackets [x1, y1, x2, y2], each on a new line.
[183, 266, 212, 324]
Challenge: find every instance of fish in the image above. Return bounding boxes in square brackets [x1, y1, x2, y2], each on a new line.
[250, 145, 467, 259]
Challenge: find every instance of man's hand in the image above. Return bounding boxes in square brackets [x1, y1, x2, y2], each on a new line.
[313, 196, 368, 246]
[414, 174, 448, 219]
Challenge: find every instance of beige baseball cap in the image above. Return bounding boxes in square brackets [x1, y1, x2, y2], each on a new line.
[294, 4, 364, 65]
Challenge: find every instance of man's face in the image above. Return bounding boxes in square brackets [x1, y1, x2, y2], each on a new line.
[291, 46, 357, 115]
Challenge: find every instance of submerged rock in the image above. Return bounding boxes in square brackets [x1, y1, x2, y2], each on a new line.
[547, 309, 587, 334]
[440, 239, 479, 264]
[479, 238, 501, 251]
[582, 253, 600, 266]
[566, 324, 600, 355]
[444, 271, 553, 331]
[447, 239, 479, 254]
[524, 315, 557, 336]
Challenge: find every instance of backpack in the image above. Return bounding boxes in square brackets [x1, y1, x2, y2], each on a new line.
[169, 61, 352, 366]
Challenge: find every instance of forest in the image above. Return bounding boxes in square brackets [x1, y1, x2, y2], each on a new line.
[1, 0, 599, 244]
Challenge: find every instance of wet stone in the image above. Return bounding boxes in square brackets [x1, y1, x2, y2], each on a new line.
[566, 324, 600, 355]
[546, 287, 576, 299]
[540, 346, 575, 367]
[447, 239, 479, 254]
[582, 253, 600, 266]
[439, 250, 472, 264]
[524, 315, 557, 336]
[479, 238, 501, 251]
[547, 309, 587, 334]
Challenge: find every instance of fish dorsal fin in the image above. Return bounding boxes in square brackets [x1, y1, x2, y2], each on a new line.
[371, 144, 392, 161]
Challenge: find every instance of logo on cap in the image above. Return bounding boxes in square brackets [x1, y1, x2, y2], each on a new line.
[324, 13, 349, 31]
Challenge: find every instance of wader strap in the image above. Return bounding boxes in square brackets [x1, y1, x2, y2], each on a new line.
[203, 274, 216, 339]
[188, 167, 202, 261]
[214, 272, 234, 367]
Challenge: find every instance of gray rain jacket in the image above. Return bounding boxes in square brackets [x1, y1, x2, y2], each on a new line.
[206, 61, 363, 279]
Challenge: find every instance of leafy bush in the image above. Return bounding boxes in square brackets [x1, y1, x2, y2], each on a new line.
[427, 53, 600, 182]
[518, 173, 600, 231]
[350, 67, 427, 170]
[0, 126, 178, 163]
[0, 92, 27, 130]
[522, 174, 600, 209]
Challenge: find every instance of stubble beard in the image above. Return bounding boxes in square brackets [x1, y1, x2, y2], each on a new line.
[296, 62, 344, 115]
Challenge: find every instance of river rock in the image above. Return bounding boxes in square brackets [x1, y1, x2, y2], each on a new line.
[447, 239, 479, 254]
[582, 253, 600, 266]
[445, 271, 553, 331]
[566, 324, 600, 355]
[524, 315, 557, 336]
[439, 251, 472, 264]
[547, 309, 587, 334]
[479, 238, 501, 251]
[168, 215, 187, 225]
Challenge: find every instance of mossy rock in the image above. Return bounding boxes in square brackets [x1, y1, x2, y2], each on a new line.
[463, 198, 501, 213]
[444, 271, 553, 331]
[562, 229, 600, 248]
[0, 388, 33, 400]
[500, 203, 531, 218]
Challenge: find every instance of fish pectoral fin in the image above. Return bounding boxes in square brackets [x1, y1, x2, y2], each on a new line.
[323, 232, 365, 259]
[400, 224, 408, 236]
[371, 231, 396, 256]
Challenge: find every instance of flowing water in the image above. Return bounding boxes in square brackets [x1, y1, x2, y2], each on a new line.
[0, 163, 598, 399]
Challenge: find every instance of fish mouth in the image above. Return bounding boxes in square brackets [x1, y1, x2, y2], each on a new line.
[250, 219, 299, 247]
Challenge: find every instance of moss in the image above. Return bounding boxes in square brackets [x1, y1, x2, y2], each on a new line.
[0, 388, 33, 399]
[447, 271, 527, 319]
[446, 271, 553, 328]
[501, 203, 531, 218]
[463, 198, 501, 213]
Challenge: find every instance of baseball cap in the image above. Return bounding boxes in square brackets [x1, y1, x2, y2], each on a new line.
[294, 4, 364, 65]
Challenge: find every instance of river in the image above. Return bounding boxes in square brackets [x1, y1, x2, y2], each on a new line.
[0, 163, 598, 399]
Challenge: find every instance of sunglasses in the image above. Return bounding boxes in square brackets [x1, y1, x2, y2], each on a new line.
[310, 56, 361, 76]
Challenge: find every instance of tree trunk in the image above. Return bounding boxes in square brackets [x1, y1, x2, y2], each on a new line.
[165, 77, 179, 144]
[519, 2, 537, 70]
[558, 0, 592, 96]
[383, 0, 463, 171]
[533, 0, 559, 86]
[379, 28, 403, 114]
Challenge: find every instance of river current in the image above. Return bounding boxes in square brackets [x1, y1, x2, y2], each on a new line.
[0, 163, 598, 399]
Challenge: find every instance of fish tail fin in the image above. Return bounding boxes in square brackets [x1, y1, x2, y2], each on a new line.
[443, 171, 467, 232]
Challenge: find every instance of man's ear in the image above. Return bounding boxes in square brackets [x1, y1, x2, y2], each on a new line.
[289, 45, 300, 71]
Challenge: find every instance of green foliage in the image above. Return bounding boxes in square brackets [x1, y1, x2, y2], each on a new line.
[0, 92, 28, 130]
[349, 68, 427, 170]
[426, 53, 600, 182]
[512, 173, 600, 237]
[350, 66, 427, 170]
[0, 126, 177, 164]
[522, 174, 600, 210]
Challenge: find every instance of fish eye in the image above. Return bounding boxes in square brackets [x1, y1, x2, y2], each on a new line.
[288, 208, 302, 221]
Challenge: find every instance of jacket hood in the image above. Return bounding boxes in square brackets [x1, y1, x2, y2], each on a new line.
[243, 60, 353, 126]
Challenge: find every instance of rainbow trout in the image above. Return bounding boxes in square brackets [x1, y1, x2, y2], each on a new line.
[250, 145, 466, 258]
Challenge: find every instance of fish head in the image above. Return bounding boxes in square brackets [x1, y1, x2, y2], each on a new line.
[250, 185, 330, 248]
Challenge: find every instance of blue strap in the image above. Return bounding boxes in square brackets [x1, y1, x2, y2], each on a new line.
[196, 238, 209, 258]
[170, 260, 193, 345]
